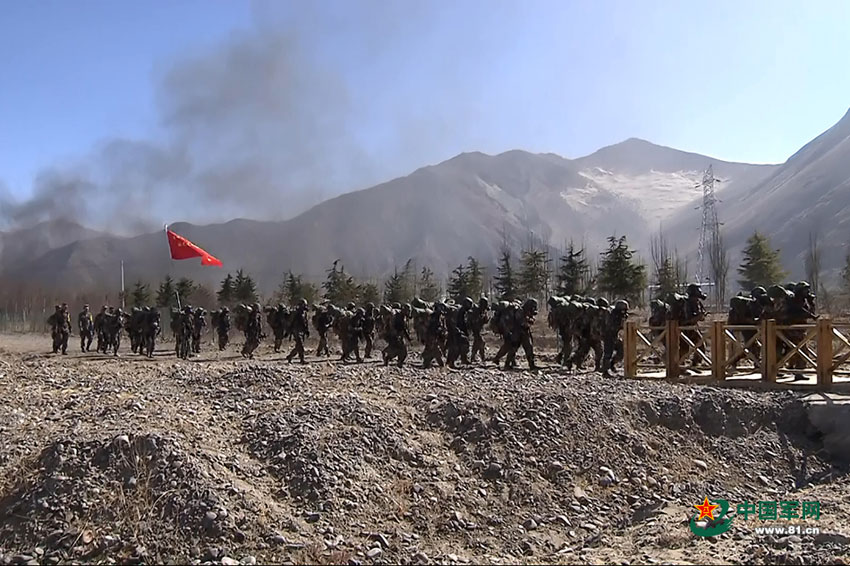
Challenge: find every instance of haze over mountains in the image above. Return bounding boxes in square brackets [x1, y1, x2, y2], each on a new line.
[3, 108, 850, 294]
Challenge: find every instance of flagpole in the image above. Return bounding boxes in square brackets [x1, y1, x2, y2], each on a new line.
[121, 261, 125, 310]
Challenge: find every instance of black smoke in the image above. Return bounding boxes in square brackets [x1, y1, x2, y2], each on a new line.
[1, 19, 377, 234]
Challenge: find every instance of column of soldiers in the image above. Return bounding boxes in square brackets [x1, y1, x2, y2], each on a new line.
[726, 281, 817, 379]
[48, 292, 643, 375]
[546, 295, 632, 377]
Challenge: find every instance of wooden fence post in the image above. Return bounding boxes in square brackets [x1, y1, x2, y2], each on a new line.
[711, 320, 725, 381]
[666, 320, 680, 380]
[761, 319, 777, 383]
[624, 320, 637, 378]
[817, 317, 833, 387]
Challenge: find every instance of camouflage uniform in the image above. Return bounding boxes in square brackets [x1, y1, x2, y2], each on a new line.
[215, 307, 231, 351]
[47, 304, 71, 355]
[504, 298, 538, 370]
[469, 297, 490, 363]
[142, 307, 161, 358]
[363, 303, 376, 358]
[601, 300, 629, 376]
[78, 305, 94, 352]
[422, 304, 447, 368]
[571, 300, 604, 371]
[382, 305, 412, 367]
[107, 308, 126, 356]
[343, 308, 365, 363]
[286, 300, 310, 364]
[241, 304, 263, 359]
[192, 308, 207, 354]
[94, 306, 109, 354]
[313, 305, 334, 357]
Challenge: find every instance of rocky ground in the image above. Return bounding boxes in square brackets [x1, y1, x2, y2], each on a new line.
[0, 333, 849, 565]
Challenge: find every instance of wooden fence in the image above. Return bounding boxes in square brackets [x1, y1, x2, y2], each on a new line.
[623, 317, 850, 387]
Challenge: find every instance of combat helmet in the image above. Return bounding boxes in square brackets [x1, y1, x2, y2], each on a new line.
[523, 298, 539, 313]
[462, 296, 474, 308]
[596, 297, 610, 308]
[751, 286, 767, 297]
[687, 283, 707, 300]
[614, 299, 629, 311]
[479, 296, 489, 309]
[346, 302, 356, 311]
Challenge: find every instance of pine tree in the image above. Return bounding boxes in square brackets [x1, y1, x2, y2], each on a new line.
[155, 275, 176, 308]
[736, 231, 788, 290]
[418, 266, 442, 302]
[493, 247, 517, 301]
[175, 277, 197, 305]
[556, 242, 590, 296]
[447, 264, 469, 301]
[466, 256, 484, 298]
[518, 248, 550, 299]
[322, 261, 360, 305]
[233, 269, 258, 303]
[217, 273, 235, 305]
[384, 267, 408, 304]
[653, 257, 679, 299]
[597, 235, 648, 304]
[130, 281, 151, 307]
[275, 271, 319, 304]
[359, 282, 380, 305]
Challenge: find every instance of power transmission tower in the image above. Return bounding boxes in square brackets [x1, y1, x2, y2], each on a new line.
[696, 165, 720, 285]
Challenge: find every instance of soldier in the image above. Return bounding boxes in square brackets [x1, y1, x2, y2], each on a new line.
[446, 297, 473, 368]
[142, 307, 161, 358]
[682, 283, 708, 367]
[491, 300, 520, 369]
[784, 281, 818, 380]
[335, 306, 351, 360]
[313, 304, 334, 357]
[422, 302, 447, 368]
[216, 306, 231, 351]
[468, 297, 490, 364]
[94, 305, 109, 354]
[504, 298, 538, 370]
[78, 304, 94, 353]
[286, 299, 310, 364]
[192, 308, 207, 354]
[266, 304, 288, 353]
[728, 289, 761, 367]
[548, 296, 573, 367]
[128, 307, 145, 354]
[343, 307, 365, 363]
[572, 300, 604, 372]
[241, 303, 264, 359]
[47, 304, 71, 355]
[363, 303, 376, 358]
[107, 307, 125, 356]
[648, 298, 669, 365]
[601, 300, 629, 377]
[383, 304, 412, 367]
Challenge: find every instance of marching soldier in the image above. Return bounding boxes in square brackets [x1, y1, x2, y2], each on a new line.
[78, 304, 94, 352]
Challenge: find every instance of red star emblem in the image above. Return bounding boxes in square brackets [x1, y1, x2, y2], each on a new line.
[694, 497, 719, 521]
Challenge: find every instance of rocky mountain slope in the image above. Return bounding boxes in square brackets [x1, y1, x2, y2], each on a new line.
[669, 109, 850, 280]
[0, 140, 776, 292]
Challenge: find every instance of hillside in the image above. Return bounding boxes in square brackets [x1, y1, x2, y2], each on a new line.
[0, 142, 773, 292]
[668, 108, 850, 281]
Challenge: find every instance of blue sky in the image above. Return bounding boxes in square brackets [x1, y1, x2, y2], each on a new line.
[2, 0, 849, 209]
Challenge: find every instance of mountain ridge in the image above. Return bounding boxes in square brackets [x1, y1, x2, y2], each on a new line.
[6, 111, 850, 294]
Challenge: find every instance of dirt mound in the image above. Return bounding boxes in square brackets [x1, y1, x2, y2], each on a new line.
[0, 433, 234, 564]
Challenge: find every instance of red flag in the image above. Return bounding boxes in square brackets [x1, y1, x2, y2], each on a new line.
[166, 229, 223, 267]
